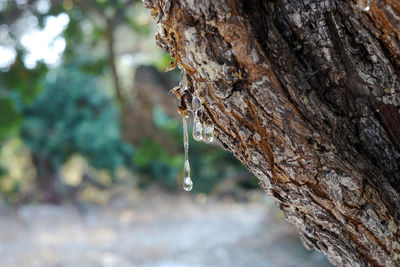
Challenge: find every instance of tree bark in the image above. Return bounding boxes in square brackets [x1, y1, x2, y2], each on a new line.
[143, 0, 400, 266]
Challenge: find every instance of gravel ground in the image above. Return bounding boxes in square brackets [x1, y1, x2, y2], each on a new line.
[0, 189, 331, 267]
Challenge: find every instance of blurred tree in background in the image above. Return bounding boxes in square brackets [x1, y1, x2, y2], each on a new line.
[20, 65, 133, 202]
[0, 0, 256, 204]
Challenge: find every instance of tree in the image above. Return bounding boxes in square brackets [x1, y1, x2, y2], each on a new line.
[143, 0, 400, 266]
[21, 66, 133, 202]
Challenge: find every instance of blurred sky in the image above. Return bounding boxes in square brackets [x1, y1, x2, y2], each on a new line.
[0, 0, 70, 68]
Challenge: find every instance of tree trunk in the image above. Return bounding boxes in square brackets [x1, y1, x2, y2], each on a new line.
[121, 65, 179, 153]
[143, 0, 400, 265]
[32, 154, 60, 204]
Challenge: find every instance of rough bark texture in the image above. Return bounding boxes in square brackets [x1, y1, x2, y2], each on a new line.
[143, 0, 400, 266]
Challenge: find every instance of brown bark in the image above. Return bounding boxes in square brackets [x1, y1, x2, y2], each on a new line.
[143, 0, 400, 266]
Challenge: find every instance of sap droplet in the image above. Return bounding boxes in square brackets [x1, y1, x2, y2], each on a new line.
[223, 63, 239, 83]
[358, 0, 370, 11]
[183, 175, 193, 191]
[224, 50, 235, 64]
[191, 96, 201, 112]
[203, 122, 214, 143]
[182, 117, 193, 191]
[193, 117, 203, 141]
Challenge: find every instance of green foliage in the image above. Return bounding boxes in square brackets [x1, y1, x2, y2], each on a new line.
[0, 57, 48, 143]
[0, 98, 22, 141]
[0, 57, 47, 103]
[190, 147, 239, 193]
[21, 66, 133, 172]
[134, 139, 168, 167]
[134, 106, 183, 189]
[134, 139, 183, 189]
[152, 105, 181, 137]
[154, 52, 175, 72]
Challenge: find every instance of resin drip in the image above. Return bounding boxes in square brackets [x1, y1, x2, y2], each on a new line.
[358, 0, 370, 11]
[203, 122, 214, 143]
[193, 112, 203, 141]
[192, 96, 203, 141]
[182, 116, 193, 191]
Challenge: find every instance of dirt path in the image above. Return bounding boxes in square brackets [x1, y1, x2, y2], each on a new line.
[0, 189, 331, 267]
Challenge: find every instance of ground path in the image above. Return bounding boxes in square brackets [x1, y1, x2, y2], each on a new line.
[0, 189, 331, 267]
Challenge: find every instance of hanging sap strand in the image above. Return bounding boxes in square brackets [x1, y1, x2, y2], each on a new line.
[181, 94, 215, 192]
[182, 116, 193, 191]
[177, 68, 215, 191]
[180, 95, 215, 191]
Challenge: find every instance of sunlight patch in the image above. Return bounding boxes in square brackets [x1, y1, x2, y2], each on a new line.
[20, 13, 70, 69]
